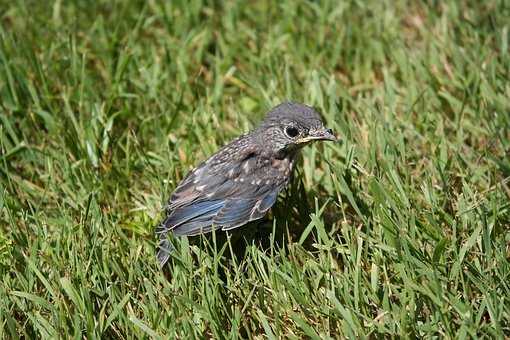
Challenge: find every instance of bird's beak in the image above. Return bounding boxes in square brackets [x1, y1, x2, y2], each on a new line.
[297, 127, 337, 143]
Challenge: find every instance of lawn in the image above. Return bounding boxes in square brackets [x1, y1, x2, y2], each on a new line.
[1, 0, 509, 338]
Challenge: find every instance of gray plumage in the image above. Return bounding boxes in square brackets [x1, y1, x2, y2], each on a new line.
[156, 102, 336, 266]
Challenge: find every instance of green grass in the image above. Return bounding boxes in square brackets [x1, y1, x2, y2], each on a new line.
[1, 0, 509, 338]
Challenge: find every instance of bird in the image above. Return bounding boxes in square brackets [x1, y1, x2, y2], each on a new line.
[156, 102, 336, 266]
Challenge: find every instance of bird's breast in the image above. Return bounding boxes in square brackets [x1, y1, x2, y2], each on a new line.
[271, 154, 297, 178]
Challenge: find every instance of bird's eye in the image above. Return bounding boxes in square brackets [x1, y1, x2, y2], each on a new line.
[285, 126, 299, 138]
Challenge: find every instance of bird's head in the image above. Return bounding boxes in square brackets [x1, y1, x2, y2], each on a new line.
[258, 102, 337, 154]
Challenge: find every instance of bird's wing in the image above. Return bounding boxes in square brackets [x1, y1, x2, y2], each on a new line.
[165, 136, 254, 210]
[157, 141, 288, 238]
[214, 190, 279, 230]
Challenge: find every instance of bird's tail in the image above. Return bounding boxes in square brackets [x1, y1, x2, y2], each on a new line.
[156, 229, 174, 267]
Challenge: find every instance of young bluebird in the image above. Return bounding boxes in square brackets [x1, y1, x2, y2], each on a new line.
[156, 102, 336, 266]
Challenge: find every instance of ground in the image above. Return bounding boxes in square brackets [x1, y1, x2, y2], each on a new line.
[0, 0, 509, 338]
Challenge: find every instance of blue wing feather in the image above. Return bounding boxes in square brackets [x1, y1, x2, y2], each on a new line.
[160, 199, 224, 234]
[172, 215, 217, 236]
[164, 200, 224, 227]
[258, 191, 278, 212]
[213, 199, 257, 226]
[216, 189, 279, 230]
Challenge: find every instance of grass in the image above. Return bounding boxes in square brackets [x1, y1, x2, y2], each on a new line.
[1, 0, 509, 338]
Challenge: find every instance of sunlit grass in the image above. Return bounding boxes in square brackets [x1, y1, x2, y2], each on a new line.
[1, 0, 509, 338]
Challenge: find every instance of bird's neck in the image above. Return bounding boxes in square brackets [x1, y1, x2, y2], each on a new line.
[273, 147, 300, 161]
